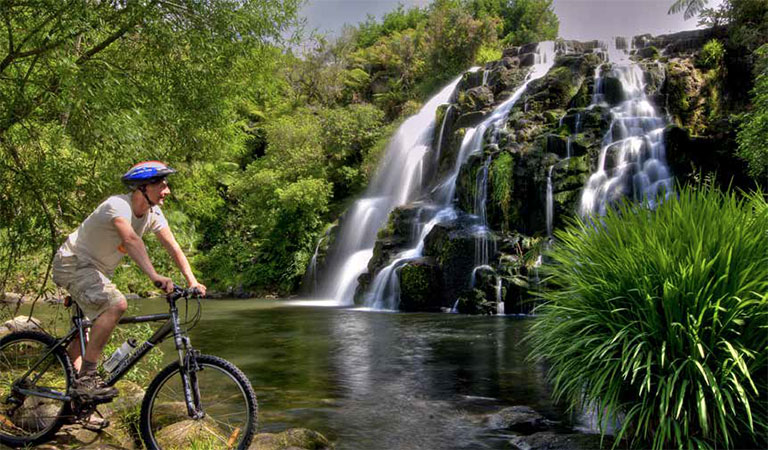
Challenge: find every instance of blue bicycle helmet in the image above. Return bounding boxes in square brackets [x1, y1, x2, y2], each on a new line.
[121, 161, 176, 190]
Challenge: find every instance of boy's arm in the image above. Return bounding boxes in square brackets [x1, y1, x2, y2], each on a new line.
[113, 217, 174, 293]
[155, 226, 207, 296]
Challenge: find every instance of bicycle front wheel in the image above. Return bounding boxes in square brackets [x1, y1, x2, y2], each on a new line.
[139, 354, 257, 450]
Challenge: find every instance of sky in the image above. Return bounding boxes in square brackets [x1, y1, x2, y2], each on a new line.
[298, 0, 724, 42]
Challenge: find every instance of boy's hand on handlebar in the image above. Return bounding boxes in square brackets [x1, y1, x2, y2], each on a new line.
[152, 276, 175, 293]
[189, 282, 207, 297]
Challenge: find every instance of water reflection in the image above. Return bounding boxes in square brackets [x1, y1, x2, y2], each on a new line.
[21, 299, 564, 449]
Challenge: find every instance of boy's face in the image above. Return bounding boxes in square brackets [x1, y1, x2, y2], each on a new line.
[145, 179, 171, 206]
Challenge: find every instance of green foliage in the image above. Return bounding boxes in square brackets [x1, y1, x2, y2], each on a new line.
[490, 152, 514, 232]
[668, 0, 709, 20]
[698, 39, 725, 70]
[529, 186, 768, 449]
[737, 44, 768, 182]
[475, 44, 503, 65]
[499, 0, 559, 46]
[0, 0, 301, 295]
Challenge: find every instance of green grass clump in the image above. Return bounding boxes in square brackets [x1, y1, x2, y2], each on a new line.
[529, 186, 768, 449]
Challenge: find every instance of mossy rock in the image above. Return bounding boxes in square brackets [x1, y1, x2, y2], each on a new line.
[457, 86, 494, 113]
[455, 288, 496, 315]
[423, 218, 483, 304]
[250, 428, 333, 450]
[601, 75, 625, 106]
[636, 45, 660, 60]
[398, 258, 443, 312]
[663, 58, 707, 133]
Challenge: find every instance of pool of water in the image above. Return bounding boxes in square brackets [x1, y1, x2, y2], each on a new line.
[10, 299, 568, 449]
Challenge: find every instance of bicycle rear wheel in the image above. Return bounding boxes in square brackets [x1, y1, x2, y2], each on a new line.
[0, 331, 74, 447]
[139, 354, 257, 450]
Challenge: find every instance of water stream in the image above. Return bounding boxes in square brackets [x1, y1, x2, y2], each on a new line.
[316, 71, 476, 305]
[580, 39, 673, 216]
[350, 42, 556, 310]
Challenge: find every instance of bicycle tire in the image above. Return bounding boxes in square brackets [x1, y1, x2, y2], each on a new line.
[0, 331, 74, 448]
[139, 354, 258, 450]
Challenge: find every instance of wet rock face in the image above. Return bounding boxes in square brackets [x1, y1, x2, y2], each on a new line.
[422, 217, 488, 306]
[353, 33, 735, 313]
[457, 86, 495, 113]
[397, 258, 444, 312]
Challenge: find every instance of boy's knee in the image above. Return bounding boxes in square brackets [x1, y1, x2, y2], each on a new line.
[111, 298, 128, 315]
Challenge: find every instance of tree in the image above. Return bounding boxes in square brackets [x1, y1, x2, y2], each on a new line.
[0, 0, 301, 295]
[668, 0, 710, 20]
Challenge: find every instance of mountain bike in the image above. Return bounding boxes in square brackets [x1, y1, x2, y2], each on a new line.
[0, 285, 257, 449]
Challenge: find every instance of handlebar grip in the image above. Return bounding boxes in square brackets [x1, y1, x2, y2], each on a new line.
[154, 280, 164, 288]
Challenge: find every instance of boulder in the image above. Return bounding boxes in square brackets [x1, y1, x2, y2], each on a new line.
[250, 428, 333, 450]
[486, 406, 555, 434]
[423, 216, 489, 305]
[1, 316, 43, 336]
[601, 75, 625, 106]
[510, 431, 608, 450]
[1, 292, 26, 304]
[454, 111, 487, 129]
[518, 52, 536, 67]
[457, 86, 494, 113]
[397, 258, 443, 312]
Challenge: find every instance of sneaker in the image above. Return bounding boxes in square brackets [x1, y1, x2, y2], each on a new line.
[71, 374, 118, 403]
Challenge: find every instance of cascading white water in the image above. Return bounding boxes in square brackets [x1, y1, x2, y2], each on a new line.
[580, 38, 673, 216]
[363, 42, 557, 310]
[317, 72, 476, 305]
[545, 164, 554, 238]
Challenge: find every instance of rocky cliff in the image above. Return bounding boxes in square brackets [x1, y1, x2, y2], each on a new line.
[318, 28, 753, 314]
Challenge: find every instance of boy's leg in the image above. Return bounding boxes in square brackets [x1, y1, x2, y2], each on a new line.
[67, 334, 85, 374]
[82, 299, 127, 374]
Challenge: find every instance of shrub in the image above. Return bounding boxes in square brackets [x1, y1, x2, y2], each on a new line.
[698, 39, 725, 70]
[737, 43, 768, 182]
[529, 186, 768, 449]
[475, 44, 503, 65]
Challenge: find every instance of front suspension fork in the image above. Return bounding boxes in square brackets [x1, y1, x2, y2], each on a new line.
[178, 338, 204, 419]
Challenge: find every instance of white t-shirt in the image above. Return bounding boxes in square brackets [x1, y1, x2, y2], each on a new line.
[59, 194, 168, 276]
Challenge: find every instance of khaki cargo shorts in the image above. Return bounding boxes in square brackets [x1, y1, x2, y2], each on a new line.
[52, 253, 125, 320]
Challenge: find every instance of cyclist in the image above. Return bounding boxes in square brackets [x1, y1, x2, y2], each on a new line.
[52, 161, 207, 404]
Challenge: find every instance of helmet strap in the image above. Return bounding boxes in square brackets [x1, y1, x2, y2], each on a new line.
[138, 185, 155, 209]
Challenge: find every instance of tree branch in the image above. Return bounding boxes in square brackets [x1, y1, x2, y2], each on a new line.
[76, 1, 160, 65]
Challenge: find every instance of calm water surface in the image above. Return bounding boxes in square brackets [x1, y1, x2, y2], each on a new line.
[26, 299, 568, 449]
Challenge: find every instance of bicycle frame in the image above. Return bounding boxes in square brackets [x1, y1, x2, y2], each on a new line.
[10, 292, 203, 418]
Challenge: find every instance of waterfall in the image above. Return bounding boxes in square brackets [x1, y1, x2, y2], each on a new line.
[545, 164, 554, 238]
[580, 38, 673, 216]
[495, 277, 504, 315]
[363, 42, 557, 310]
[316, 71, 475, 305]
[317, 42, 556, 309]
[306, 235, 326, 293]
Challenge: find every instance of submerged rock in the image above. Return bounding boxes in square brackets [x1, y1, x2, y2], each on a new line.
[250, 428, 333, 450]
[510, 431, 609, 450]
[486, 406, 556, 434]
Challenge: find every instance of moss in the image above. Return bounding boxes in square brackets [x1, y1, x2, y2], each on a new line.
[399, 264, 431, 300]
[490, 152, 515, 232]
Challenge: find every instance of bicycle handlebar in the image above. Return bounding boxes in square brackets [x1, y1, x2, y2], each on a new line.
[154, 281, 202, 301]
